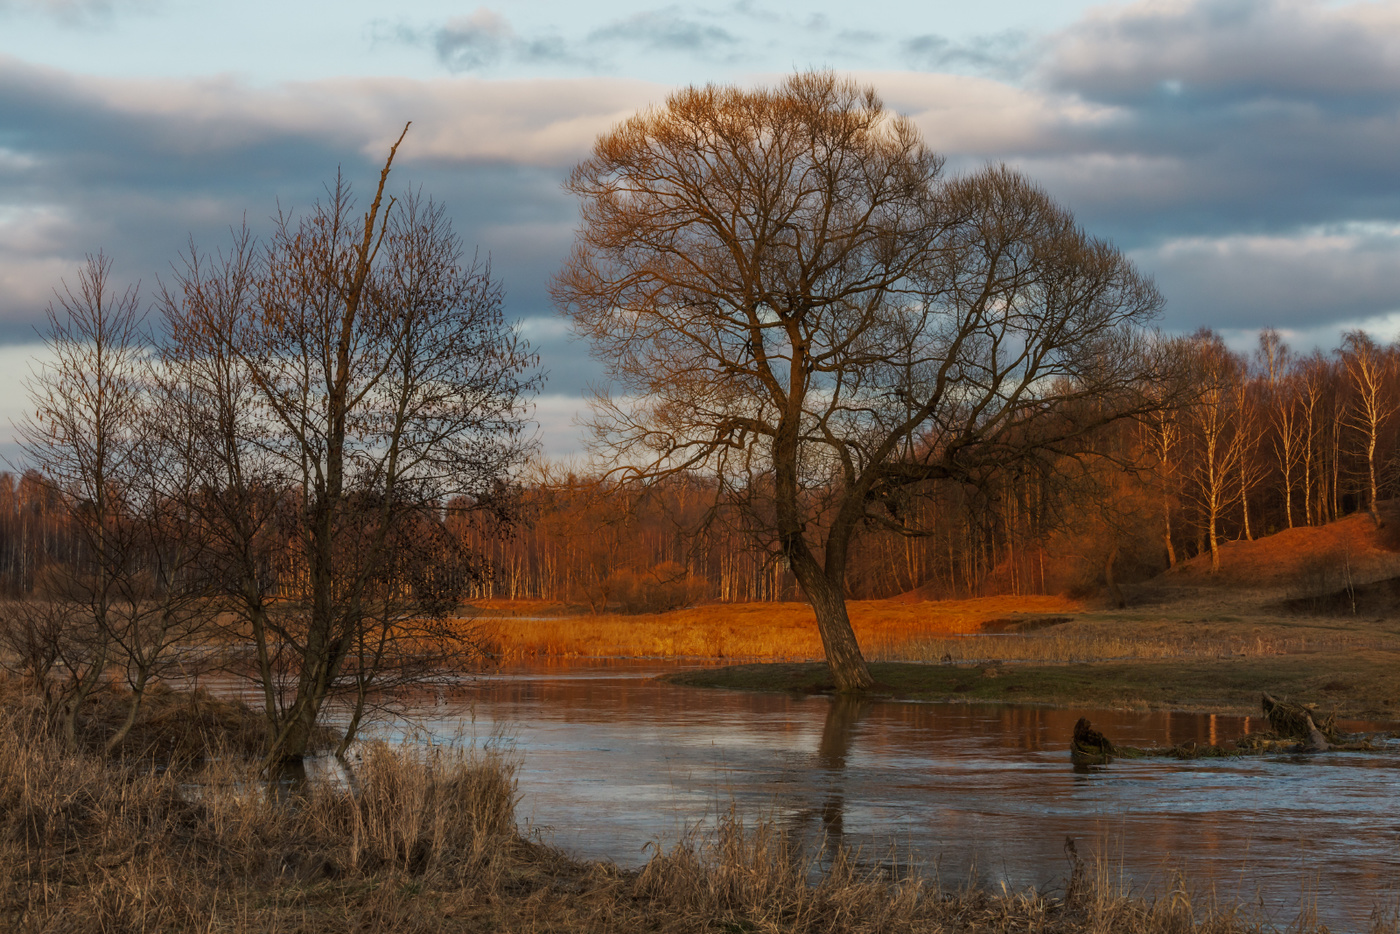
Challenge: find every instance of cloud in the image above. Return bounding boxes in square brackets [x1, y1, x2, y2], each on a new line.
[900, 30, 1029, 78]
[588, 8, 740, 54]
[433, 8, 584, 73]
[9, 0, 1400, 457]
[1047, 0, 1400, 110]
[1044, 0, 1400, 105]
[0, 58, 666, 352]
[436, 9, 515, 71]
[0, 0, 140, 26]
[420, 6, 746, 74]
[1135, 224, 1400, 331]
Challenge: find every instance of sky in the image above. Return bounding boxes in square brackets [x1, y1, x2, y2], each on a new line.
[2, 0, 1400, 461]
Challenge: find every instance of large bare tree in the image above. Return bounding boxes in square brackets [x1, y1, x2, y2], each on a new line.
[554, 73, 1165, 691]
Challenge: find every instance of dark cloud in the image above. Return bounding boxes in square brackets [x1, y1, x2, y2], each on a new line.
[866, 1, 1400, 333]
[1137, 226, 1400, 332]
[1000, 1, 1400, 251]
[1044, 0, 1400, 106]
[0, 59, 643, 416]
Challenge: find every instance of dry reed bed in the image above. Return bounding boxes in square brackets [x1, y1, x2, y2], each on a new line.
[0, 700, 1384, 932]
[476, 595, 1080, 661]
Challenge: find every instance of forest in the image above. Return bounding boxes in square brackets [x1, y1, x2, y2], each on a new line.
[2, 325, 1394, 612]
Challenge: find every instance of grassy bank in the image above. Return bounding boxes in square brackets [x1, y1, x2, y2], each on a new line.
[474, 595, 1080, 660]
[1, 684, 1374, 932]
[662, 651, 1400, 721]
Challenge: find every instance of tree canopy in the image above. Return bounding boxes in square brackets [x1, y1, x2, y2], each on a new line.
[555, 72, 1165, 690]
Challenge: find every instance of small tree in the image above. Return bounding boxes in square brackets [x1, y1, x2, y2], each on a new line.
[1179, 331, 1245, 571]
[1257, 329, 1305, 530]
[555, 73, 1164, 691]
[17, 254, 208, 750]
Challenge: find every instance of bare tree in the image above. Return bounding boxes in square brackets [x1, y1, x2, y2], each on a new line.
[1230, 371, 1266, 541]
[1297, 351, 1332, 525]
[1340, 330, 1396, 527]
[1179, 331, 1244, 571]
[16, 254, 206, 750]
[161, 130, 538, 766]
[1256, 330, 1305, 529]
[554, 73, 1164, 690]
[1139, 338, 1191, 568]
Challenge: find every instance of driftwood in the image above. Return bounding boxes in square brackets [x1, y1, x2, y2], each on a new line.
[1261, 692, 1337, 744]
[1069, 695, 1392, 765]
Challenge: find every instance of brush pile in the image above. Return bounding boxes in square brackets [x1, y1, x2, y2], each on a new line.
[1071, 694, 1390, 764]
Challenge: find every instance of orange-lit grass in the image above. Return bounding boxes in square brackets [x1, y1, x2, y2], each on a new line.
[473, 595, 1079, 660]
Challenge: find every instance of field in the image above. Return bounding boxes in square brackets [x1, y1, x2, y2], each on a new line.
[472, 594, 1080, 660]
[474, 510, 1400, 720]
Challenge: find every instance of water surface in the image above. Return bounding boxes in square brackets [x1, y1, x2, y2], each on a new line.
[370, 660, 1400, 929]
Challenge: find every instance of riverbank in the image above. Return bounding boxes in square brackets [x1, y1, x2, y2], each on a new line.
[662, 651, 1400, 721]
[0, 693, 1367, 934]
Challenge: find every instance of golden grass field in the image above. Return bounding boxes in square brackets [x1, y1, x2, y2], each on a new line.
[466, 510, 1400, 722]
[471, 594, 1081, 661]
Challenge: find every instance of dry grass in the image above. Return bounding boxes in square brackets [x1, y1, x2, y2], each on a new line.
[1141, 505, 1400, 597]
[872, 611, 1400, 665]
[1, 679, 1375, 932]
[471, 508, 1400, 668]
[475, 595, 1080, 661]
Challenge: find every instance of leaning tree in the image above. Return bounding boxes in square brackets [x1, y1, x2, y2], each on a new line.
[554, 72, 1165, 691]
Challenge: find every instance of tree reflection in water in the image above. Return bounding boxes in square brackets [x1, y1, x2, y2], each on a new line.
[786, 694, 871, 848]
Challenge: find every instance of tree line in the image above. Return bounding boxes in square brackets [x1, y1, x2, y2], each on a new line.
[442, 324, 1399, 610]
[7, 313, 1394, 627]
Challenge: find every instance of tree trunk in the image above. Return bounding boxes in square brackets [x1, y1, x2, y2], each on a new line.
[1368, 434, 1382, 528]
[1208, 505, 1221, 572]
[1240, 463, 1253, 542]
[1162, 496, 1177, 569]
[104, 669, 149, 754]
[799, 570, 873, 692]
[1104, 542, 1125, 608]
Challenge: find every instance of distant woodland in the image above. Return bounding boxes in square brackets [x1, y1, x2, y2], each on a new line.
[4, 326, 1395, 612]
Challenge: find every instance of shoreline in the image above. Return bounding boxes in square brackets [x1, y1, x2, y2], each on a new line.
[658, 654, 1400, 724]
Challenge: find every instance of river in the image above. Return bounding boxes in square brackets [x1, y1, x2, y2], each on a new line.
[358, 659, 1400, 929]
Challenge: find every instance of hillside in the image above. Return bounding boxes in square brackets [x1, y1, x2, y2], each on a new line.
[1131, 502, 1400, 610]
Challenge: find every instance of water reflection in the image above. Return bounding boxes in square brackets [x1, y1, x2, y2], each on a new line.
[783, 693, 871, 847]
[360, 661, 1400, 929]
